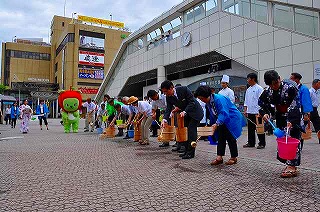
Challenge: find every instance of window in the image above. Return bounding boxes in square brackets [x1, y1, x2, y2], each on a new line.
[171, 17, 182, 28]
[194, 3, 206, 22]
[206, 0, 218, 15]
[274, 4, 294, 30]
[235, 0, 250, 18]
[162, 23, 172, 33]
[223, 0, 235, 13]
[295, 8, 319, 37]
[138, 37, 144, 49]
[251, 0, 268, 23]
[184, 8, 194, 25]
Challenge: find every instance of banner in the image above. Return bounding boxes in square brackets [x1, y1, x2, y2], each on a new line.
[79, 87, 99, 94]
[314, 63, 320, 79]
[78, 15, 125, 28]
[78, 68, 104, 80]
[79, 50, 104, 67]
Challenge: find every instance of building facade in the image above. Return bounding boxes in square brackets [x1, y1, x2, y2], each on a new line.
[1, 15, 129, 117]
[96, 0, 320, 111]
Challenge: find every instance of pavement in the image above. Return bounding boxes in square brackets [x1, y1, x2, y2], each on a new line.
[0, 119, 319, 211]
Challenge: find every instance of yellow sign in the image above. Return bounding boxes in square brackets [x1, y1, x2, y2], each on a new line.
[78, 15, 125, 28]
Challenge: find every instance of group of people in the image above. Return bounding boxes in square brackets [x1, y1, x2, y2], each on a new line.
[2, 99, 50, 133]
[96, 70, 320, 179]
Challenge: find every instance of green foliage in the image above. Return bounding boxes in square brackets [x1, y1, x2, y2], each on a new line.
[120, 34, 128, 39]
[0, 84, 9, 94]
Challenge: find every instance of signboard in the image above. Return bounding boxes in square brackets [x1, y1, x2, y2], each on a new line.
[78, 68, 104, 80]
[79, 50, 104, 67]
[78, 15, 125, 28]
[80, 35, 104, 50]
[27, 78, 50, 82]
[79, 87, 99, 94]
[314, 63, 320, 79]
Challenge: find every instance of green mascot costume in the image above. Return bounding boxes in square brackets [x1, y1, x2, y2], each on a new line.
[58, 88, 82, 133]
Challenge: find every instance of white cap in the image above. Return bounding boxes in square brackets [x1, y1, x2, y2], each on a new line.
[221, 75, 230, 83]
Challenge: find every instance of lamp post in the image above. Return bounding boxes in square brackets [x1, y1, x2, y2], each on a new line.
[110, 14, 112, 28]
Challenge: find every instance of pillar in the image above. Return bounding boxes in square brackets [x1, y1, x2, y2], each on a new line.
[157, 66, 166, 88]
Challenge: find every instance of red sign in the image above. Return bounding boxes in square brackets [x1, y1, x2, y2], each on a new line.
[79, 87, 99, 94]
[79, 50, 104, 67]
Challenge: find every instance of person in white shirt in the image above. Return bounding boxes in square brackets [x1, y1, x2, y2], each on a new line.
[243, 73, 265, 149]
[147, 89, 168, 147]
[96, 103, 107, 128]
[218, 75, 235, 103]
[128, 96, 153, 145]
[4, 105, 11, 125]
[309, 79, 320, 144]
[82, 98, 96, 132]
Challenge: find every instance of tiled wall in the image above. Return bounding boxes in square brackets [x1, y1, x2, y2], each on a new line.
[107, 10, 320, 96]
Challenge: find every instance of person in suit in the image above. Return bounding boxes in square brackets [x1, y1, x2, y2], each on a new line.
[160, 80, 204, 159]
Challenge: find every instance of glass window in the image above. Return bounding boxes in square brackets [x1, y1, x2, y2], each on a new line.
[138, 37, 144, 49]
[149, 31, 157, 39]
[147, 34, 152, 41]
[223, 0, 235, 13]
[155, 28, 162, 36]
[251, 0, 268, 23]
[295, 8, 319, 37]
[235, 0, 250, 18]
[206, 0, 218, 16]
[171, 17, 182, 28]
[162, 22, 172, 33]
[274, 4, 293, 29]
[194, 3, 206, 22]
[184, 8, 194, 26]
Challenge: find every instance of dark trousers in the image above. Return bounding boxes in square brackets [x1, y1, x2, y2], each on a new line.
[11, 118, 17, 128]
[182, 115, 200, 156]
[276, 111, 301, 166]
[39, 116, 48, 126]
[247, 114, 266, 147]
[217, 124, 238, 158]
[5, 114, 11, 125]
[151, 109, 160, 136]
[310, 107, 320, 135]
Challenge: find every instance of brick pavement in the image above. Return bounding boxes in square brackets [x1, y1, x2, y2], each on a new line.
[0, 119, 319, 211]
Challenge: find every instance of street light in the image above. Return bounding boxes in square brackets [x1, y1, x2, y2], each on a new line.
[109, 14, 112, 28]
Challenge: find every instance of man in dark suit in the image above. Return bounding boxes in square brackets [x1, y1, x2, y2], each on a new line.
[161, 80, 204, 159]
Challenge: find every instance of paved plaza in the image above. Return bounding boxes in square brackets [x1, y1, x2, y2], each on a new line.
[0, 119, 319, 211]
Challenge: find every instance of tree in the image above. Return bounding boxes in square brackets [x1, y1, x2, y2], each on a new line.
[0, 84, 9, 94]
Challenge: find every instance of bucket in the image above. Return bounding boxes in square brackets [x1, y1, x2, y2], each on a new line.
[197, 126, 214, 136]
[116, 120, 123, 125]
[127, 130, 134, 138]
[103, 127, 116, 138]
[158, 126, 175, 142]
[97, 128, 103, 134]
[102, 115, 108, 122]
[133, 123, 142, 142]
[277, 137, 300, 160]
[176, 127, 188, 142]
[208, 136, 218, 145]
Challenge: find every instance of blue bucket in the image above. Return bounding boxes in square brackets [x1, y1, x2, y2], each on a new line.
[128, 130, 134, 138]
[97, 128, 103, 134]
[208, 136, 218, 145]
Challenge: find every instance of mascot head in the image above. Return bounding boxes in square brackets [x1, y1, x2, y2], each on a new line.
[58, 87, 82, 112]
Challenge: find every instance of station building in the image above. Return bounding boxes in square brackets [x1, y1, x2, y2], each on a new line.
[1, 15, 129, 117]
[96, 0, 320, 111]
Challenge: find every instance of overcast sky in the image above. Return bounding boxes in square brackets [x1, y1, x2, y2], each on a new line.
[0, 0, 182, 53]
